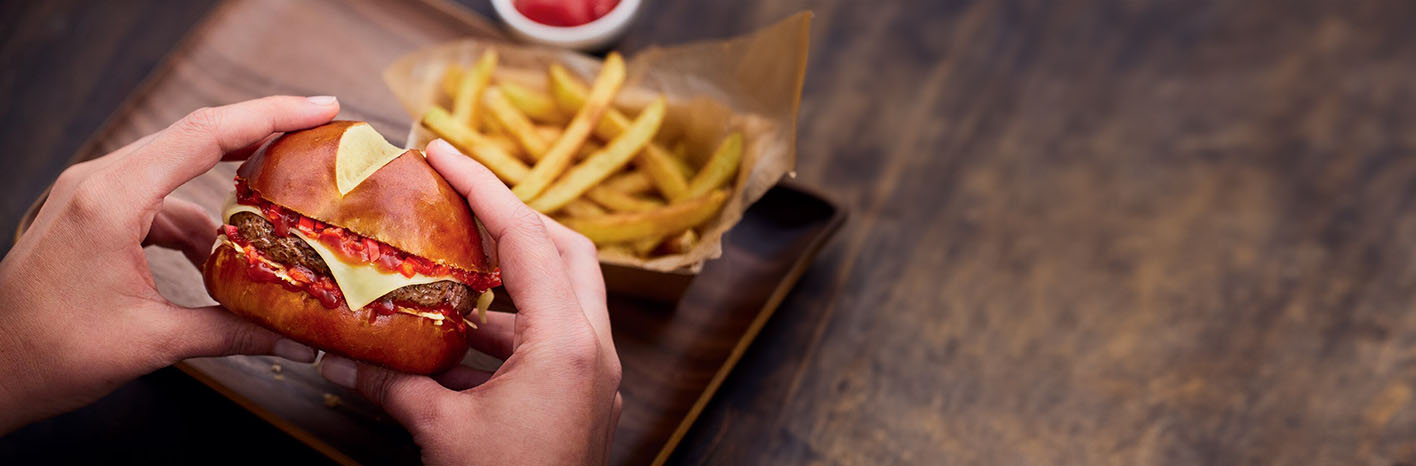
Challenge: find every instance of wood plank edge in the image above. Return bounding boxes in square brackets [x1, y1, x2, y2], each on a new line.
[650, 183, 849, 466]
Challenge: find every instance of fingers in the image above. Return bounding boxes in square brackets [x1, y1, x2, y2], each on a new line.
[161, 305, 316, 363]
[538, 214, 612, 348]
[425, 139, 589, 337]
[143, 197, 218, 269]
[121, 95, 340, 208]
[467, 311, 517, 359]
[320, 355, 451, 432]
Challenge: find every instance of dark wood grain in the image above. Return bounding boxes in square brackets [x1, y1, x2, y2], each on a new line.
[665, 1, 1416, 465]
[8, 0, 1416, 465]
[0, 0, 218, 257]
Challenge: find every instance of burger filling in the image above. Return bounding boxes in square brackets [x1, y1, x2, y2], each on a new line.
[229, 212, 480, 314]
[215, 180, 500, 331]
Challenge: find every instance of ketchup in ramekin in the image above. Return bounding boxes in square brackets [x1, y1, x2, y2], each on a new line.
[513, 0, 621, 27]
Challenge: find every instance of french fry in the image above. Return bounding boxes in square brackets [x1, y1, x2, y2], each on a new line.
[452, 50, 497, 127]
[500, 81, 566, 124]
[548, 63, 584, 115]
[575, 140, 602, 160]
[562, 199, 608, 218]
[422, 107, 530, 184]
[667, 141, 695, 178]
[480, 109, 504, 134]
[663, 229, 698, 254]
[549, 64, 691, 200]
[441, 65, 463, 99]
[535, 125, 563, 142]
[671, 140, 688, 160]
[528, 98, 666, 213]
[630, 236, 661, 256]
[602, 171, 653, 194]
[598, 244, 638, 259]
[513, 53, 626, 201]
[562, 189, 730, 243]
[484, 133, 523, 158]
[682, 132, 742, 200]
[484, 87, 550, 159]
[587, 187, 665, 213]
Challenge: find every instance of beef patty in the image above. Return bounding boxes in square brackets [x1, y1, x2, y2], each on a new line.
[230, 212, 477, 314]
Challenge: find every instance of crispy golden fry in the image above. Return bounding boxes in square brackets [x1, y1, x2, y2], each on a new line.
[587, 186, 665, 213]
[598, 243, 638, 258]
[630, 236, 661, 256]
[441, 65, 463, 99]
[562, 189, 730, 243]
[529, 98, 666, 213]
[500, 81, 566, 124]
[602, 171, 653, 194]
[452, 50, 497, 126]
[575, 140, 602, 160]
[671, 140, 688, 160]
[513, 53, 626, 201]
[562, 198, 608, 218]
[640, 144, 692, 200]
[535, 125, 563, 142]
[484, 133, 523, 158]
[480, 109, 504, 134]
[666, 143, 695, 178]
[422, 107, 530, 184]
[548, 64, 584, 115]
[549, 66, 692, 200]
[484, 87, 549, 159]
[663, 229, 698, 254]
[682, 132, 743, 200]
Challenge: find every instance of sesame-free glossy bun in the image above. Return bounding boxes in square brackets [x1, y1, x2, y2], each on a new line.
[203, 244, 468, 375]
[237, 121, 494, 274]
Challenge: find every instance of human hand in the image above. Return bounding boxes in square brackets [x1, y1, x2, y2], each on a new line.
[0, 96, 341, 433]
[318, 139, 623, 465]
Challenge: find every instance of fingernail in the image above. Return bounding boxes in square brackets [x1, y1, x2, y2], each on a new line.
[320, 356, 358, 388]
[274, 339, 316, 363]
[307, 95, 338, 105]
[429, 138, 455, 153]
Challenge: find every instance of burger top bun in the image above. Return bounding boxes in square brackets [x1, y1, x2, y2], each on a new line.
[238, 121, 494, 274]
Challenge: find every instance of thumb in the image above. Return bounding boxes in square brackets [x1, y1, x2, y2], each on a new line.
[319, 355, 452, 432]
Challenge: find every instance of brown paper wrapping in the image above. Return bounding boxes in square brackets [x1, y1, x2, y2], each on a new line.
[383, 12, 810, 273]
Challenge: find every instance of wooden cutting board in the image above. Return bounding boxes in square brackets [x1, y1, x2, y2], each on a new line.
[20, 0, 845, 464]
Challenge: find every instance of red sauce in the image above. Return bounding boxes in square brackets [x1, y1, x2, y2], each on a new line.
[514, 0, 620, 27]
[221, 178, 499, 333]
[223, 224, 473, 333]
[234, 179, 501, 292]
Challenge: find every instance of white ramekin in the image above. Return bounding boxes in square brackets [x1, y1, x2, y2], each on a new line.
[490, 0, 642, 51]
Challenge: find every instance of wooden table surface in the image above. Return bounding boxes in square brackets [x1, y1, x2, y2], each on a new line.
[6, 0, 1416, 465]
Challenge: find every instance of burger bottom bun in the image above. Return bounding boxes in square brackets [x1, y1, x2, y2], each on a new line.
[203, 244, 468, 375]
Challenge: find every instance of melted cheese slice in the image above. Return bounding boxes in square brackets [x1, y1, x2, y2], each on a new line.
[218, 234, 459, 326]
[222, 198, 446, 311]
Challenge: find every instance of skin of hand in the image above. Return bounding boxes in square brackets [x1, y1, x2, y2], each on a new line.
[318, 139, 624, 466]
[0, 96, 341, 434]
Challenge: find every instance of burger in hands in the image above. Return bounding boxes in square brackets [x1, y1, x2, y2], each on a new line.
[202, 121, 501, 375]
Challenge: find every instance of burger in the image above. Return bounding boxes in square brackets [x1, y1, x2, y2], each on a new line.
[202, 121, 500, 375]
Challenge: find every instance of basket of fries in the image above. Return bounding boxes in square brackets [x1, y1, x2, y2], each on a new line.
[384, 13, 810, 301]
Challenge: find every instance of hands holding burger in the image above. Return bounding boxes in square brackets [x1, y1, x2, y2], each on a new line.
[0, 96, 622, 465]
